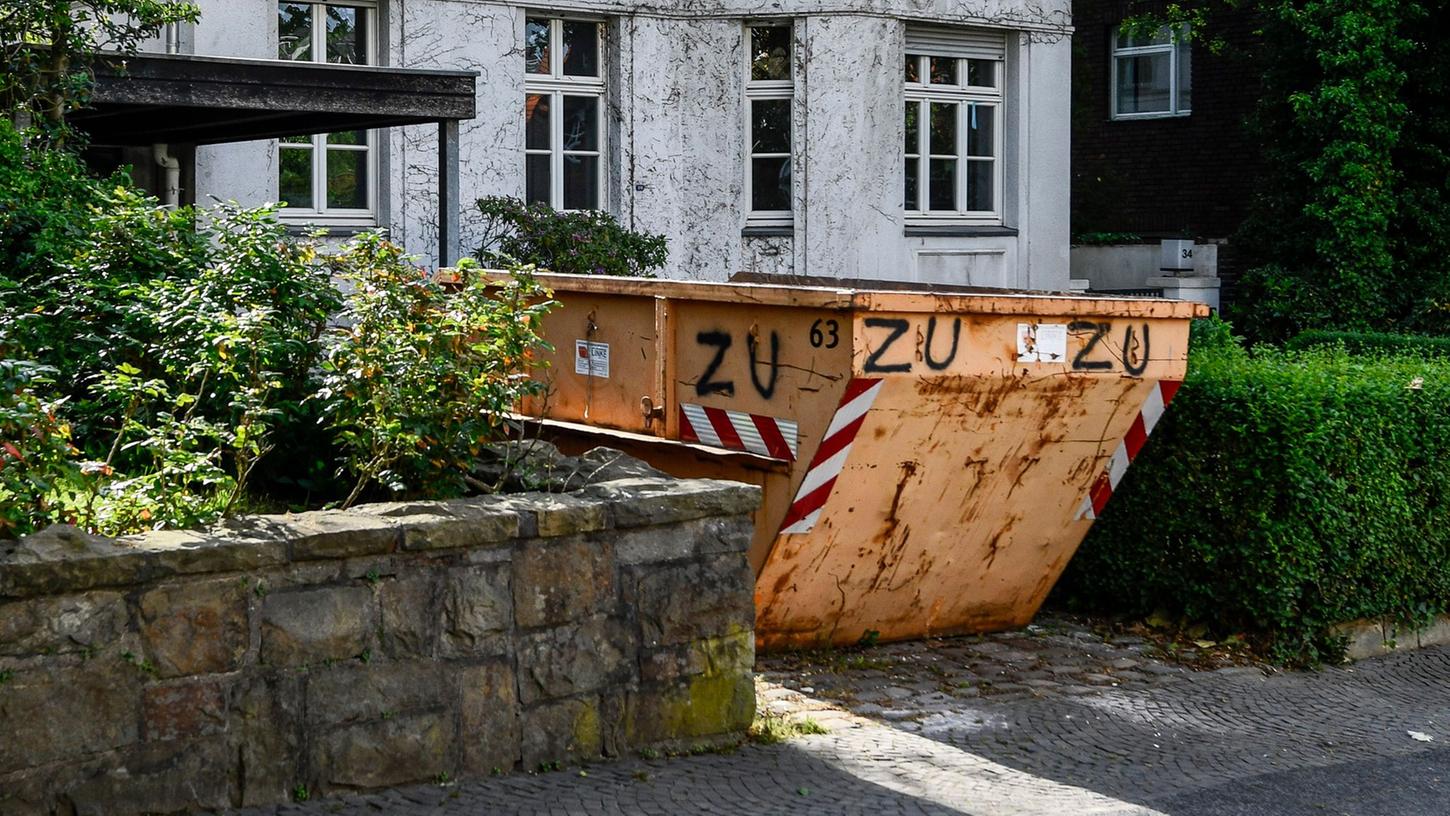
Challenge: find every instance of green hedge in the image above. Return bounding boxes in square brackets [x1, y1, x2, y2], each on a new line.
[1057, 332, 1450, 664]
[1286, 329, 1450, 357]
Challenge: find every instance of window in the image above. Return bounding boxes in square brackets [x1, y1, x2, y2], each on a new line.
[276, 1, 376, 221]
[525, 17, 604, 211]
[1111, 25, 1191, 119]
[903, 45, 1002, 222]
[746, 24, 792, 225]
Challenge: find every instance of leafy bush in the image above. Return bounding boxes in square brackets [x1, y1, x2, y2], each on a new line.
[1058, 334, 1450, 664]
[475, 196, 666, 277]
[0, 354, 77, 537]
[318, 237, 555, 506]
[1285, 329, 1450, 358]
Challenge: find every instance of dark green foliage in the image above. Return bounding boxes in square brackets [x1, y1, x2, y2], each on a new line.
[1059, 330, 1450, 664]
[475, 196, 666, 278]
[1227, 1, 1450, 340]
[1286, 329, 1450, 357]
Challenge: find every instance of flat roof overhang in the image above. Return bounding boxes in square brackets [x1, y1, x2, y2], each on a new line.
[65, 52, 477, 265]
[69, 52, 476, 146]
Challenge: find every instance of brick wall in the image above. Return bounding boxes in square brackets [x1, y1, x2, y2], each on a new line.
[1071, 1, 1263, 243]
[0, 455, 760, 814]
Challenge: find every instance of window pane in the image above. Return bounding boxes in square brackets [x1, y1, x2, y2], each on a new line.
[563, 154, 598, 209]
[967, 160, 993, 211]
[751, 99, 791, 154]
[966, 59, 995, 87]
[281, 134, 311, 144]
[327, 130, 366, 146]
[929, 57, 957, 85]
[1117, 25, 1173, 48]
[750, 26, 791, 81]
[326, 148, 367, 209]
[904, 54, 920, 83]
[526, 154, 550, 204]
[928, 159, 956, 211]
[751, 156, 791, 211]
[1116, 53, 1171, 114]
[525, 18, 550, 74]
[904, 157, 919, 210]
[325, 6, 367, 64]
[929, 102, 956, 155]
[967, 105, 993, 157]
[1177, 38, 1192, 110]
[279, 146, 312, 208]
[525, 94, 550, 150]
[904, 100, 919, 153]
[562, 95, 598, 151]
[278, 2, 312, 61]
[562, 20, 598, 77]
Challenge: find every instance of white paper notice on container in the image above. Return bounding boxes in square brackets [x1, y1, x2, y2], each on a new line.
[575, 340, 610, 378]
[1017, 323, 1068, 363]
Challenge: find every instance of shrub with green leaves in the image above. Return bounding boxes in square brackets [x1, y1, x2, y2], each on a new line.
[475, 196, 666, 277]
[1058, 329, 1450, 664]
[0, 353, 77, 537]
[318, 236, 555, 506]
[1285, 329, 1450, 358]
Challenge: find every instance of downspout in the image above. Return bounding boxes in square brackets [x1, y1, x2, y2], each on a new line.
[152, 144, 181, 207]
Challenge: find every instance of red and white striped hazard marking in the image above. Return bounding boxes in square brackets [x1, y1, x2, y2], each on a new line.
[679, 404, 799, 461]
[778, 378, 885, 535]
[1076, 379, 1183, 521]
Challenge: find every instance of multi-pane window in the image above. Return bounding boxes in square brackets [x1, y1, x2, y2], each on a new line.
[1111, 24, 1191, 118]
[746, 24, 792, 224]
[525, 17, 604, 211]
[277, 1, 375, 220]
[903, 52, 1001, 220]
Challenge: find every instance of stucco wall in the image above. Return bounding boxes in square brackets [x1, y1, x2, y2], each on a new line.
[167, 0, 1071, 289]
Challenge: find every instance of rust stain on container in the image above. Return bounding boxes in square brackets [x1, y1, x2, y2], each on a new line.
[498, 272, 1204, 650]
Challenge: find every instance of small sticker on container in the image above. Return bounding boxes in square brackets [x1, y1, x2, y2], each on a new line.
[1017, 323, 1068, 363]
[574, 340, 610, 377]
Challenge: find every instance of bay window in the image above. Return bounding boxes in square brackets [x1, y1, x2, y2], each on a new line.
[276, 1, 377, 222]
[525, 16, 604, 211]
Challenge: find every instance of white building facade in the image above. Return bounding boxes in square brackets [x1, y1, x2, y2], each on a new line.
[150, 0, 1072, 289]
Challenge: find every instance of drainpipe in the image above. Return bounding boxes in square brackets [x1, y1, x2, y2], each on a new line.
[152, 144, 180, 207]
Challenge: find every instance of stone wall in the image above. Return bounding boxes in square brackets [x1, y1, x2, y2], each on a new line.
[0, 458, 759, 814]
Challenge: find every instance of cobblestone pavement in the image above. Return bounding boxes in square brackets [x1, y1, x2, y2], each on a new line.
[237, 614, 1450, 815]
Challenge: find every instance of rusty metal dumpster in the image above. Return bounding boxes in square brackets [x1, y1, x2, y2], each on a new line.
[505, 272, 1206, 650]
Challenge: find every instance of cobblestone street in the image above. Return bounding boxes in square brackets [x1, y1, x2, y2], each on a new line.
[239, 615, 1450, 815]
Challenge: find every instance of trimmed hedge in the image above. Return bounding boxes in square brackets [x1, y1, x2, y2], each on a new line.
[1286, 329, 1450, 358]
[1057, 330, 1450, 664]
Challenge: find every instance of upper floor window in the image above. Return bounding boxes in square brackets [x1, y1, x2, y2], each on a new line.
[903, 27, 1004, 223]
[277, 1, 376, 222]
[525, 17, 604, 211]
[746, 23, 792, 226]
[1111, 24, 1191, 119]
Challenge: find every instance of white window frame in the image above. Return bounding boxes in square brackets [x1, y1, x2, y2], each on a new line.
[524, 16, 606, 212]
[1110, 24, 1192, 120]
[275, 0, 379, 226]
[903, 53, 1004, 225]
[743, 22, 793, 228]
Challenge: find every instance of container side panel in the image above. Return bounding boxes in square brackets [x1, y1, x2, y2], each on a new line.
[530, 293, 660, 434]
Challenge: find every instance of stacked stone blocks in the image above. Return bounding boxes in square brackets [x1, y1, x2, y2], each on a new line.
[0, 469, 759, 814]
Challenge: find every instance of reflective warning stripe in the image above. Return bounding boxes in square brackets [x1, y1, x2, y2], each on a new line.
[778, 378, 885, 535]
[1076, 379, 1182, 521]
[679, 404, 799, 461]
